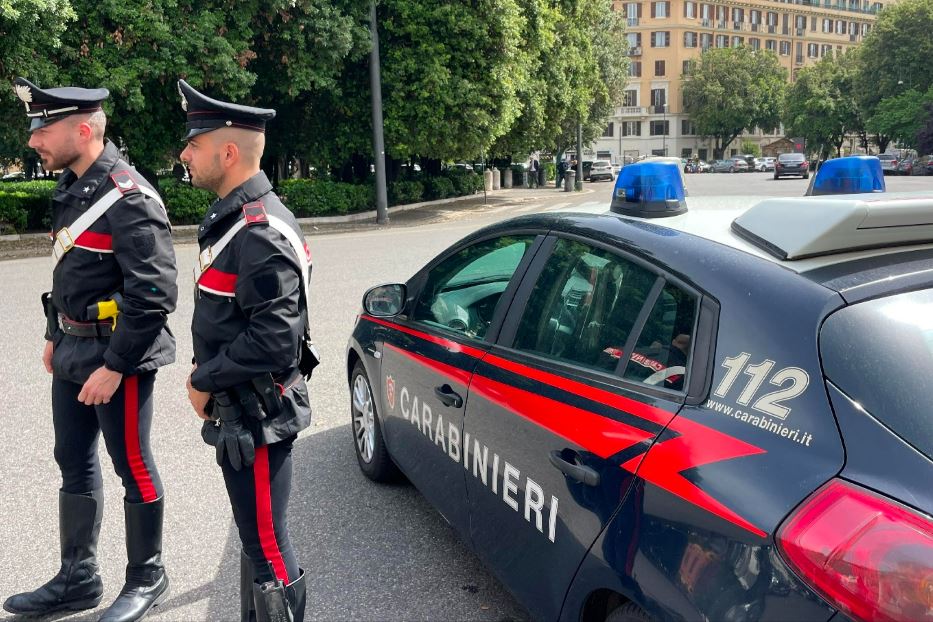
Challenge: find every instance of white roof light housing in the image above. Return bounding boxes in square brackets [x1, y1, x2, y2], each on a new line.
[732, 193, 933, 260]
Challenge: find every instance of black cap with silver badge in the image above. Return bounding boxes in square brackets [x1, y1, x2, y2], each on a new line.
[13, 77, 109, 132]
[177, 79, 276, 140]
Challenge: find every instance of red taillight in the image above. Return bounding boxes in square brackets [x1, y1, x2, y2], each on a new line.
[778, 479, 933, 622]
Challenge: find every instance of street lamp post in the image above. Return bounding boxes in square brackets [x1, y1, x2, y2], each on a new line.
[369, 0, 389, 225]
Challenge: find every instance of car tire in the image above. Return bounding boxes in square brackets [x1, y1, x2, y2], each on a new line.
[606, 602, 653, 622]
[729, 167, 735, 173]
[350, 360, 400, 482]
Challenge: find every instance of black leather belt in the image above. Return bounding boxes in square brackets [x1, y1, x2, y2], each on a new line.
[59, 315, 113, 337]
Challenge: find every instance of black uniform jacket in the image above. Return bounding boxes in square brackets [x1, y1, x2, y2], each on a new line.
[190, 172, 311, 445]
[50, 141, 178, 384]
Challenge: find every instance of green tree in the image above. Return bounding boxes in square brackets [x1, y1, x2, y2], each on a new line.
[855, 0, 933, 117]
[682, 47, 786, 159]
[490, 0, 628, 162]
[378, 0, 527, 163]
[0, 0, 75, 170]
[916, 102, 933, 154]
[785, 52, 863, 158]
[866, 87, 933, 150]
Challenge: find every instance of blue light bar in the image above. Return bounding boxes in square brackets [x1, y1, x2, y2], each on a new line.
[806, 156, 886, 196]
[610, 161, 687, 218]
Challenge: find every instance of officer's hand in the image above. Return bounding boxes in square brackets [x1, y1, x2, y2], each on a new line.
[186, 368, 212, 421]
[42, 340, 53, 374]
[216, 417, 256, 471]
[78, 366, 123, 405]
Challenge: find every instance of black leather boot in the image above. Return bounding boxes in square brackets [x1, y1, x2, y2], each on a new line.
[252, 569, 306, 622]
[3, 490, 104, 616]
[98, 497, 169, 622]
[240, 551, 256, 622]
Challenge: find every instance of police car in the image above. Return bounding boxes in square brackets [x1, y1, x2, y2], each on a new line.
[346, 160, 933, 622]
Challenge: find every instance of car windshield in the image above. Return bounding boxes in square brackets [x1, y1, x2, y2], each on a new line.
[878, 154, 896, 160]
[820, 288, 933, 460]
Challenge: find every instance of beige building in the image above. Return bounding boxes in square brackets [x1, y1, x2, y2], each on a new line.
[592, 0, 890, 163]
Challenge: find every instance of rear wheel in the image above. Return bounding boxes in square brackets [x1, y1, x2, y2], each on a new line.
[606, 602, 653, 622]
[350, 361, 400, 482]
[774, 173, 780, 180]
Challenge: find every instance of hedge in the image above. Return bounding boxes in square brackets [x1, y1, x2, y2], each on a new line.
[0, 192, 29, 233]
[278, 179, 373, 217]
[0, 180, 56, 232]
[158, 179, 214, 225]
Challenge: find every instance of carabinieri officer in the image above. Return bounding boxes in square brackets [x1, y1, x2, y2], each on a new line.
[178, 79, 315, 622]
[3, 79, 177, 621]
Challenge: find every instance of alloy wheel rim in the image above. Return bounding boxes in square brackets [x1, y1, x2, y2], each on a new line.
[352, 374, 376, 463]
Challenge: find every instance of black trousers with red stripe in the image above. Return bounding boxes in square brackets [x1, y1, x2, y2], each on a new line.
[221, 436, 299, 585]
[52, 372, 163, 503]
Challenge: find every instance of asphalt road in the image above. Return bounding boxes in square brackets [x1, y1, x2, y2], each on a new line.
[1, 171, 931, 622]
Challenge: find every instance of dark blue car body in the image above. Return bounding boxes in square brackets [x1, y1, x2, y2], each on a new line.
[346, 211, 933, 622]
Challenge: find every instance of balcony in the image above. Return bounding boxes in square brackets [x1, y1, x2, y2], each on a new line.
[849, 33, 858, 41]
[751, 23, 760, 32]
[620, 106, 646, 115]
[795, 55, 805, 64]
[701, 18, 713, 27]
[627, 46, 642, 56]
[733, 21, 746, 30]
[796, 28, 806, 36]
[627, 17, 640, 27]
[767, 24, 776, 33]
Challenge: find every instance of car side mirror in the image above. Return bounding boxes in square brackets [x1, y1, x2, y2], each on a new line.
[363, 284, 407, 318]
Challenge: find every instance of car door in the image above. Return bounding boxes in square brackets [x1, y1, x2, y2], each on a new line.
[461, 235, 701, 621]
[373, 233, 544, 536]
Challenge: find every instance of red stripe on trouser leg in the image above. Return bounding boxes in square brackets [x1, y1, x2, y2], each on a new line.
[123, 375, 157, 503]
[254, 445, 290, 582]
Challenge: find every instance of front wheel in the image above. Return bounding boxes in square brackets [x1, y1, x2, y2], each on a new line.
[350, 361, 400, 482]
[606, 602, 653, 622]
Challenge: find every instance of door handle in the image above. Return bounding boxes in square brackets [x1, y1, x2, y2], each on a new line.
[434, 384, 463, 408]
[549, 451, 600, 487]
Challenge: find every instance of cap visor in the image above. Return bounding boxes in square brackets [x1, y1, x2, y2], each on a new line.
[182, 126, 217, 141]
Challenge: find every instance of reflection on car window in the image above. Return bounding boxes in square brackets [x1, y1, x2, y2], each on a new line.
[412, 236, 536, 340]
[622, 284, 697, 391]
[512, 239, 658, 373]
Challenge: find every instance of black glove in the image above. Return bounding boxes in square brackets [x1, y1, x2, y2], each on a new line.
[213, 392, 255, 471]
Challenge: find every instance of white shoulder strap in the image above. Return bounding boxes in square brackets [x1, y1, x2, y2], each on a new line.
[51, 183, 165, 265]
[192, 219, 248, 285]
[266, 216, 313, 335]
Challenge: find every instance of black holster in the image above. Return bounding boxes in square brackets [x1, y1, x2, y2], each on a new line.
[41, 291, 58, 340]
[297, 337, 320, 379]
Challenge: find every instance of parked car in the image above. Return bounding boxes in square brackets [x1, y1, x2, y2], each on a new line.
[710, 159, 734, 173]
[735, 154, 757, 171]
[895, 156, 916, 176]
[756, 157, 776, 172]
[878, 153, 898, 175]
[696, 160, 711, 173]
[775, 152, 809, 179]
[731, 157, 750, 172]
[914, 155, 933, 176]
[347, 187, 933, 622]
[588, 160, 614, 182]
[1, 171, 25, 181]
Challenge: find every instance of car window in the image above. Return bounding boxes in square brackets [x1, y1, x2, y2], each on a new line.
[778, 154, 805, 162]
[820, 288, 933, 460]
[412, 235, 537, 340]
[622, 283, 697, 391]
[511, 238, 658, 373]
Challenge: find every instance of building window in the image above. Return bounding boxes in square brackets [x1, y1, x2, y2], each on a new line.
[716, 34, 728, 48]
[650, 88, 667, 110]
[684, 31, 698, 47]
[650, 31, 670, 47]
[732, 7, 744, 22]
[682, 59, 693, 75]
[700, 33, 713, 49]
[732, 36, 743, 47]
[681, 120, 696, 135]
[629, 61, 642, 77]
[822, 43, 833, 57]
[623, 89, 638, 107]
[780, 40, 791, 55]
[823, 18, 832, 33]
[750, 9, 761, 24]
[602, 123, 615, 138]
[655, 60, 666, 76]
[650, 120, 670, 136]
[750, 37, 761, 50]
[627, 32, 642, 49]
[651, 1, 670, 18]
[622, 121, 642, 137]
[767, 11, 777, 26]
[808, 43, 818, 57]
[700, 2, 712, 19]
[810, 16, 817, 31]
[766, 39, 776, 51]
[685, 1, 697, 18]
[624, 2, 642, 19]
[795, 15, 806, 30]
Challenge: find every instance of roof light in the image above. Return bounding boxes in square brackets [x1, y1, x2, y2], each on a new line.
[807, 156, 886, 196]
[732, 193, 933, 260]
[610, 161, 687, 218]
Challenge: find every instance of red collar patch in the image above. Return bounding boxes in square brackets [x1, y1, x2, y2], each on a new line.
[243, 201, 268, 225]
